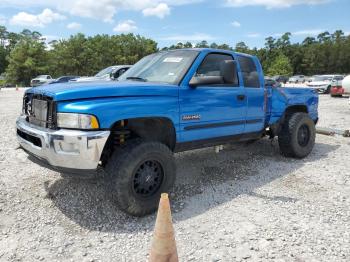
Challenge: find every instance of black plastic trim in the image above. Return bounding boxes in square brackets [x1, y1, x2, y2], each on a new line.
[174, 131, 263, 152]
[17, 129, 42, 147]
[184, 119, 263, 131]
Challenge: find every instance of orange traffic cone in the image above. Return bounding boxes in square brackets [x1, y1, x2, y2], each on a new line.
[149, 193, 178, 262]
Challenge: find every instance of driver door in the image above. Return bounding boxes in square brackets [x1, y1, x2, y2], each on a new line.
[179, 53, 247, 142]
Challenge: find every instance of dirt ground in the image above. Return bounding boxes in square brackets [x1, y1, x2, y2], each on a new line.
[0, 89, 349, 261]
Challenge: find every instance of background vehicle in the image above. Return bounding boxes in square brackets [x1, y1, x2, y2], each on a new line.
[342, 75, 350, 94]
[30, 75, 54, 87]
[0, 73, 14, 88]
[16, 49, 318, 216]
[330, 82, 344, 97]
[307, 75, 344, 94]
[71, 65, 131, 82]
[306, 75, 320, 83]
[272, 75, 289, 84]
[289, 75, 305, 83]
[49, 76, 79, 84]
[265, 77, 282, 88]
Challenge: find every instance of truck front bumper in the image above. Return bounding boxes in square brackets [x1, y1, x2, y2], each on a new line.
[16, 116, 110, 173]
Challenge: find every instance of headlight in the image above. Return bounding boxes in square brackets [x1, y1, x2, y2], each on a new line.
[57, 113, 99, 129]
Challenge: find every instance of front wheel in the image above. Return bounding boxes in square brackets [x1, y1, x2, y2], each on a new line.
[324, 86, 331, 94]
[278, 112, 316, 158]
[105, 139, 176, 216]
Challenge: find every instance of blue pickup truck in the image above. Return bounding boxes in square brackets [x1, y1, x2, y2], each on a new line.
[16, 48, 318, 216]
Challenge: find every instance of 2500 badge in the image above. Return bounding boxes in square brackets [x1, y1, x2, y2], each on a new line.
[182, 114, 201, 121]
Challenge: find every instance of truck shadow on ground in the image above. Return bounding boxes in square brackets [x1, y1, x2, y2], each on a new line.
[44, 138, 339, 233]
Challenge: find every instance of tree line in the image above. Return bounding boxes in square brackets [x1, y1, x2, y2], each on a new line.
[1, 25, 350, 86]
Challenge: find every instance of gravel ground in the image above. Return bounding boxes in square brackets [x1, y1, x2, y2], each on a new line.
[0, 90, 349, 262]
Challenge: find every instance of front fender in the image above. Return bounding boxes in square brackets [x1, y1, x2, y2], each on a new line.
[57, 96, 179, 130]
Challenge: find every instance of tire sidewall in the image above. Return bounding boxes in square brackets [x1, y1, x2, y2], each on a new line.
[125, 150, 175, 206]
[106, 141, 176, 216]
[289, 114, 316, 158]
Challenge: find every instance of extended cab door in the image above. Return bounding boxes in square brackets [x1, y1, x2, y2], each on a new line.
[237, 55, 265, 133]
[179, 52, 247, 142]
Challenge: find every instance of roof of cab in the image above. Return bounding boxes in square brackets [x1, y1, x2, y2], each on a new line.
[163, 48, 255, 58]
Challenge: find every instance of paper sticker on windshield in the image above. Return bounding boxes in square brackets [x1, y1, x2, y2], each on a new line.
[163, 57, 183, 63]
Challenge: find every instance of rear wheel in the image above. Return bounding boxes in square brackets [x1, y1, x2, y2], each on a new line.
[105, 139, 176, 216]
[278, 112, 316, 158]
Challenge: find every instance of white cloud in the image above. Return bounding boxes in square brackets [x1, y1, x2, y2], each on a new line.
[160, 33, 215, 41]
[113, 20, 137, 33]
[231, 21, 241, 27]
[272, 33, 283, 37]
[293, 29, 324, 35]
[225, 0, 329, 9]
[1, 0, 202, 23]
[142, 3, 170, 18]
[246, 33, 261, 38]
[67, 22, 82, 30]
[10, 8, 65, 27]
[0, 15, 6, 24]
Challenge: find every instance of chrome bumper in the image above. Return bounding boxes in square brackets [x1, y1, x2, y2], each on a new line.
[16, 116, 110, 171]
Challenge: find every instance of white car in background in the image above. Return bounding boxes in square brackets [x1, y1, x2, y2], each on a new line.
[306, 75, 344, 94]
[289, 75, 306, 83]
[71, 65, 131, 82]
[343, 75, 350, 94]
[30, 75, 54, 87]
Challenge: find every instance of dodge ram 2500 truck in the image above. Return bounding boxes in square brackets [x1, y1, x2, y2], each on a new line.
[16, 48, 319, 216]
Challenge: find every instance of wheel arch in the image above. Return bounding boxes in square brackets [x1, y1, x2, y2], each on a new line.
[269, 104, 309, 138]
[112, 117, 177, 150]
[100, 116, 177, 166]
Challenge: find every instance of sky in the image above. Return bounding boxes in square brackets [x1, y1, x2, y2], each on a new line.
[0, 0, 349, 48]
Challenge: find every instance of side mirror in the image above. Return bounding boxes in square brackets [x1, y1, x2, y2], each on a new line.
[189, 76, 223, 87]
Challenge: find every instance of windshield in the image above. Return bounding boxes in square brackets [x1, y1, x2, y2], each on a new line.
[95, 66, 116, 77]
[118, 50, 199, 85]
[37, 75, 47, 79]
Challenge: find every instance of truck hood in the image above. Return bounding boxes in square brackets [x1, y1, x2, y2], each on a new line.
[25, 81, 178, 101]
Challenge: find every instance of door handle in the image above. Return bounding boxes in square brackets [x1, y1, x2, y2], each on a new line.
[237, 94, 246, 101]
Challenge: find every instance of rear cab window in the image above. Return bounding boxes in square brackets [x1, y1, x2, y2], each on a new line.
[238, 55, 261, 88]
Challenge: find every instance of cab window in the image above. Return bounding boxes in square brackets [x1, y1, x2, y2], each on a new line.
[238, 56, 260, 88]
[195, 53, 239, 86]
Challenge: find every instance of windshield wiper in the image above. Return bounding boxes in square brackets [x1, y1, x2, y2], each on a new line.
[126, 76, 147, 82]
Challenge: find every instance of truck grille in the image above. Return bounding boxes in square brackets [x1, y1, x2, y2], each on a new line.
[23, 94, 57, 129]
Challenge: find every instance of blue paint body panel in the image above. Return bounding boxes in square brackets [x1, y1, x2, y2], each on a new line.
[26, 48, 318, 144]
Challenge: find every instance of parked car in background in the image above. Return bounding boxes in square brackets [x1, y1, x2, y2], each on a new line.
[330, 80, 344, 97]
[49, 76, 79, 84]
[272, 75, 289, 84]
[0, 73, 13, 88]
[306, 75, 344, 94]
[265, 77, 282, 88]
[289, 75, 306, 83]
[71, 65, 131, 82]
[30, 75, 54, 87]
[342, 75, 350, 94]
[306, 75, 319, 83]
